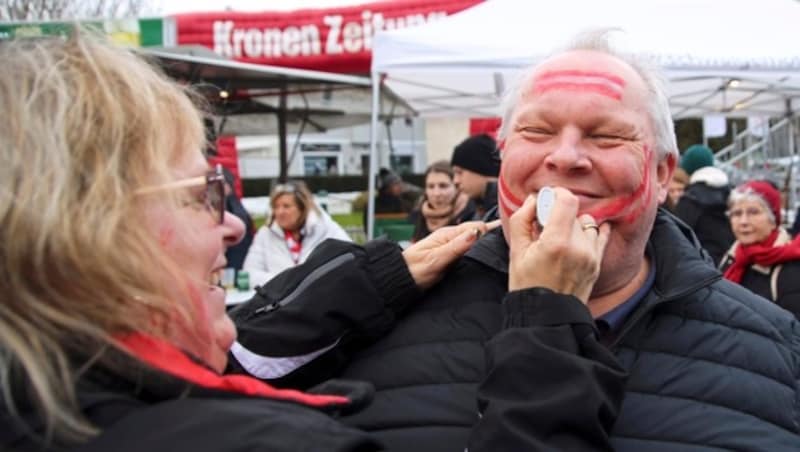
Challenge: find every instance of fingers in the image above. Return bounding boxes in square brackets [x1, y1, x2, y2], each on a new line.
[594, 221, 612, 258]
[508, 194, 537, 249]
[402, 219, 500, 291]
[485, 219, 502, 231]
[541, 187, 580, 239]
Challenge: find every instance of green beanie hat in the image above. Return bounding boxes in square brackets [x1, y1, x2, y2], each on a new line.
[680, 144, 714, 176]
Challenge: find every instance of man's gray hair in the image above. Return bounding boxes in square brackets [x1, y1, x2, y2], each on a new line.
[498, 29, 678, 160]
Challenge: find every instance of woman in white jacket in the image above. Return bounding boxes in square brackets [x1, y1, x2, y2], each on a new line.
[243, 181, 351, 286]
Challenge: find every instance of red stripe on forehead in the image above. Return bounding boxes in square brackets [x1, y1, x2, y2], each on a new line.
[532, 70, 625, 101]
[536, 70, 626, 87]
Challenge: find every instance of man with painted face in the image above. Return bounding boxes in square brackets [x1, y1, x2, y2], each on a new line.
[232, 31, 800, 451]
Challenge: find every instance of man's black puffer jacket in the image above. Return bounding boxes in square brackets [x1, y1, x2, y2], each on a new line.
[232, 211, 800, 451]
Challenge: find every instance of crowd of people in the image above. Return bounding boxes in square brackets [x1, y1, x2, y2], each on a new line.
[3, 28, 800, 452]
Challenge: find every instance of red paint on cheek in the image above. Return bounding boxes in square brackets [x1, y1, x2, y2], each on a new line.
[159, 227, 174, 248]
[499, 173, 523, 206]
[498, 187, 517, 219]
[586, 146, 653, 224]
[498, 161, 526, 219]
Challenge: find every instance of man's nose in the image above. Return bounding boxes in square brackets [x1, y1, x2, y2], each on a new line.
[544, 134, 591, 173]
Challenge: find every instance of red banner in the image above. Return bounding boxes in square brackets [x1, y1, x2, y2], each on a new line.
[175, 0, 482, 74]
[469, 117, 501, 139]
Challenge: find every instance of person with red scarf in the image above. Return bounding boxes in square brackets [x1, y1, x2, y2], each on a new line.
[720, 180, 800, 318]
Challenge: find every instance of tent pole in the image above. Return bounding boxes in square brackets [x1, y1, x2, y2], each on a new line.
[278, 86, 288, 183]
[367, 72, 380, 240]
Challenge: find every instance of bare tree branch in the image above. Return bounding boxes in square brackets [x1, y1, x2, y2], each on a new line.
[0, 0, 156, 21]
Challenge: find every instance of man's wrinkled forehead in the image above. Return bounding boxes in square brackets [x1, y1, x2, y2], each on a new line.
[522, 50, 644, 103]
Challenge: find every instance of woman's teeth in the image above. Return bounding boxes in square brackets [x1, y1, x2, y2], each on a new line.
[209, 270, 222, 287]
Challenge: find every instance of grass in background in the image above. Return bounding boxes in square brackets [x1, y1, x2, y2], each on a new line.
[250, 212, 366, 244]
[331, 212, 363, 228]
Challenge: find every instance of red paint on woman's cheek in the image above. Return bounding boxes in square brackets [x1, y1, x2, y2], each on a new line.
[586, 146, 654, 224]
[158, 227, 174, 248]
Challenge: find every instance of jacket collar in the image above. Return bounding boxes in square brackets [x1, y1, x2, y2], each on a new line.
[647, 209, 721, 302]
[464, 209, 721, 303]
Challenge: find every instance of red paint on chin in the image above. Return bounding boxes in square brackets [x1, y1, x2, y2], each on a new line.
[586, 146, 653, 224]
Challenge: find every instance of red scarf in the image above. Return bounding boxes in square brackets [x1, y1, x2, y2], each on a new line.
[117, 333, 348, 408]
[284, 230, 303, 264]
[723, 229, 800, 283]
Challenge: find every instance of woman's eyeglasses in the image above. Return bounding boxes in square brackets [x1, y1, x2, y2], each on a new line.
[137, 164, 226, 224]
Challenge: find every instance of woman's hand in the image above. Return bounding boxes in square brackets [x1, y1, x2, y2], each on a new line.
[508, 188, 611, 303]
[403, 220, 501, 290]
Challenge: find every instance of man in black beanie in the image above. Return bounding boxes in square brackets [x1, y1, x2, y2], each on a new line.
[450, 133, 501, 219]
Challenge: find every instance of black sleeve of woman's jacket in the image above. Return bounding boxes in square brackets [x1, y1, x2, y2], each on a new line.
[226, 238, 422, 389]
[468, 288, 628, 452]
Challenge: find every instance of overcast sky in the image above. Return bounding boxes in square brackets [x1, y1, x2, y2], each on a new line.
[161, 0, 372, 14]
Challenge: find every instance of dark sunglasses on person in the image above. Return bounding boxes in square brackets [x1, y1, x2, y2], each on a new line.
[137, 164, 226, 224]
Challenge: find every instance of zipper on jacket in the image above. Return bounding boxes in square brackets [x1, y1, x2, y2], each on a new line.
[252, 301, 280, 315]
[247, 253, 356, 319]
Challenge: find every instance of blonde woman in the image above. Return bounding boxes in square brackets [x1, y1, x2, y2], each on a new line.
[0, 32, 505, 452]
[243, 180, 351, 286]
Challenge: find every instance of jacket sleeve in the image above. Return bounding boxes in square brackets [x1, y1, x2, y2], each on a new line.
[228, 238, 421, 389]
[468, 288, 627, 452]
[242, 227, 281, 286]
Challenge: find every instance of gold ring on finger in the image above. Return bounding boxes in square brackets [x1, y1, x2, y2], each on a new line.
[581, 223, 599, 232]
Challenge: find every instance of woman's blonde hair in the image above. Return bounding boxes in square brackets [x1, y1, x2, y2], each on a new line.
[0, 31, 206, 444]
[268, 180, 318, 230]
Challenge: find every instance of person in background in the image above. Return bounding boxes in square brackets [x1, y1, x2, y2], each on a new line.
[243, 181, 351, 286]
[451, 134, 501, 219]
[222, 168, 254, 270]
[674, 144, 734, 265]
[374, 168, 416, 214]
[720, 180, 800, 318]
[664, 166, 689, 212]
[408, 161, 475, 242]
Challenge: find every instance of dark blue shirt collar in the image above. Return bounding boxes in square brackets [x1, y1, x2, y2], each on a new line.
[597, 253, 656, 334]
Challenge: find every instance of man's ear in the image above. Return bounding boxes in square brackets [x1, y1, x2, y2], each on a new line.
[655, 152, 677, 204]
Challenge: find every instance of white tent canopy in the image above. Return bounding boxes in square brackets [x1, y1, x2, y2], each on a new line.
[372, 0, 800, 119]
[364, 0, 800, 237]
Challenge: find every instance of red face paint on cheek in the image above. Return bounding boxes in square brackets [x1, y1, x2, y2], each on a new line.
[586, 145, 654, 224]
[531, 70, 626, 101]
[158, 227, 174, 248]
[498, 167, 524, 218]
